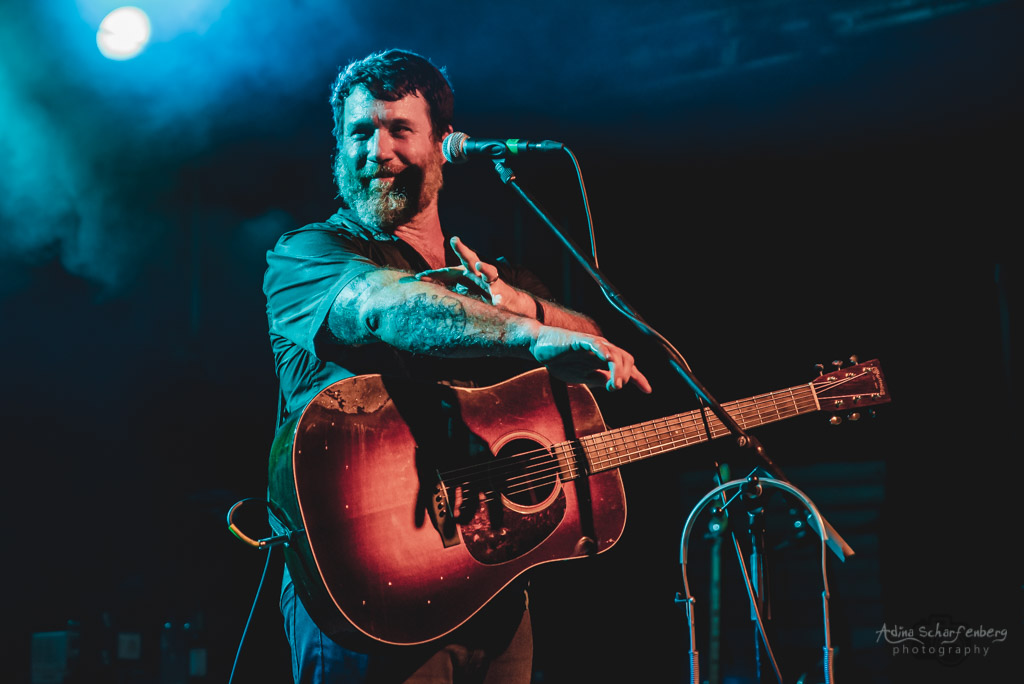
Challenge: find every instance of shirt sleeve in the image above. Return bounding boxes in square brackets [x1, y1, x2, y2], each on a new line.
[263, 225, 379, 360]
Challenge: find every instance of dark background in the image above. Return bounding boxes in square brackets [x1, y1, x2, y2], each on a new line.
[2, 1, 1020, 682]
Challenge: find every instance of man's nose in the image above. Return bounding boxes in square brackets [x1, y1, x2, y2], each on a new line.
[366, 129, 395, 163]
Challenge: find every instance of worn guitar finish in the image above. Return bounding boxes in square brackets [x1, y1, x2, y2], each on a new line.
[268, 359, 889, 646]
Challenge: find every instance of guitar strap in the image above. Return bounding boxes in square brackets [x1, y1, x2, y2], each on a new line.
[548, 378, 598, 554]
[269, 386, 288, 547]
[275, 386, 286, 430]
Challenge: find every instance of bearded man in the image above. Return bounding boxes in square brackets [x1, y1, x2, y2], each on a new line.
[263, 48, 650, 684]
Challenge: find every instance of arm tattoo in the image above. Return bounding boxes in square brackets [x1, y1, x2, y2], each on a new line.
[390, 292, 468, 353]
[324, 270, 528, 356]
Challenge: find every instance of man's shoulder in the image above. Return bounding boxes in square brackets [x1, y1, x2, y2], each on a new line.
[273, 209, 377, 256]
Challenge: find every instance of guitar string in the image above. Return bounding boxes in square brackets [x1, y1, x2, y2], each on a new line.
[437, 369, 875, 503]
[437, 384, 821, 482]
[448, 391, 824, 505]
[458, 370, 877, 504]
[438, 388, 822, 496]
[438, 384, 822, 483]
[519, 367, 875, 496]
[477, 407, 833, 507]
[519, 365, 876, 481]
[478, 396, 822, 503]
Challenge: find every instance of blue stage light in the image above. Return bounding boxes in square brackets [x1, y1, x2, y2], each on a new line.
[96, 6, 151, 60]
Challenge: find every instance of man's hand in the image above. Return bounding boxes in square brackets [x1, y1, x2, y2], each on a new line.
[413, 237, 534, 315]
[531, 326, 652, 394]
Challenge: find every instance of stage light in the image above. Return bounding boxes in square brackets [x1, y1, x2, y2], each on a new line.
[96, 6, 151, 60]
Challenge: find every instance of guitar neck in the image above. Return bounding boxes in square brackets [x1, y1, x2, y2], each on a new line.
[575, 383, 820, 475]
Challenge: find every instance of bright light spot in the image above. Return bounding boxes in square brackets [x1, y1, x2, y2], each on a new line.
[96, 7, 151, 60]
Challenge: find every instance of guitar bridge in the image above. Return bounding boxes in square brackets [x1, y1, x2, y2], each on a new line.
[429, 474, 461, 548]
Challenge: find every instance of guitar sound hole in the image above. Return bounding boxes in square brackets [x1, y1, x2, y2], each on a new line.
[495, 438, 558, 507]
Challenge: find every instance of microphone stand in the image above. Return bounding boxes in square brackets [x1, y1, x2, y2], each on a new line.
[489, 155, 783, 477]
[489, 154, 852, 683]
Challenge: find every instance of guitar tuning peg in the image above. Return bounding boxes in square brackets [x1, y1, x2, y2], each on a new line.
[848, 354, 859, 365]
[832, 360, 844, 370]
[847, 411, 861, 422]
[814, 363, 825, 376]
[829, 415, 842, 426]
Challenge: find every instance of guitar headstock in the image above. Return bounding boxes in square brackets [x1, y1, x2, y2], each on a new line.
[811, 357, 891, 420]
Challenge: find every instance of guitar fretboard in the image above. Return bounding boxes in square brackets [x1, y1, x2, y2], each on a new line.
[555, 383, 820, 479]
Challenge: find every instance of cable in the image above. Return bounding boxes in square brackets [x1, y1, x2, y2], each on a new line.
[559, 145, 713, 403]
[228, 544, 274, 684]
[559, 146, 690, 372]
[563, 146, 599, 268]
[225, 496, 295, 682]
[226, 394, 291, 681]
[227, 497, 292, 549]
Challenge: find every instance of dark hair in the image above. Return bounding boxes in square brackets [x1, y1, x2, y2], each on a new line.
[330, 49, 454, 144]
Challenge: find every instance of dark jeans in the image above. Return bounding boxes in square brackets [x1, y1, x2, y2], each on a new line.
[281, 569, 533, 684]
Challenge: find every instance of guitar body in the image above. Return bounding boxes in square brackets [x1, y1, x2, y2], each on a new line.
[268, 368, 626, 646]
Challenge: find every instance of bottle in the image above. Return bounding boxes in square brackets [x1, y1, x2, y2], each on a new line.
[186, 612, 209, 682]
[160, 621, 187, 684]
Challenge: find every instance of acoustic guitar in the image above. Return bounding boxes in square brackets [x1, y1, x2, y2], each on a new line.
[268, 358, 889, 646]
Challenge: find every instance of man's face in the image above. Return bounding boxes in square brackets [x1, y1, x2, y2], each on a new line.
[336, 85, 446, 229]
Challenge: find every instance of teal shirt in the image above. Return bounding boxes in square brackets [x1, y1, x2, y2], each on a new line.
[263, 208, 551, 421]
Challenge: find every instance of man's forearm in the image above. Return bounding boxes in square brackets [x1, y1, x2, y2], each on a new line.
[367, 287, 541, 358]
[325, 269, 540, 358]
[490, 282, 601, 336]
[323, 268, 651, 394]
[532, 296, 601, 336]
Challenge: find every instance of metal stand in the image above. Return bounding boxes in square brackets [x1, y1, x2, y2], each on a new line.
[742, 476, 772, 682]
[678, 475, 845, 684]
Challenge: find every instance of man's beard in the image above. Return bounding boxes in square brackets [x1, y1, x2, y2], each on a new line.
[338, 155, 444, 230]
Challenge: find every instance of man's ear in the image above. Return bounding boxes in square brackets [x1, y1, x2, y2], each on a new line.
[439, 126, 454, 164]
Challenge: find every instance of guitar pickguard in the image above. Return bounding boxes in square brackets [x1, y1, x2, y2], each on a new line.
[459, 487, 567, 564]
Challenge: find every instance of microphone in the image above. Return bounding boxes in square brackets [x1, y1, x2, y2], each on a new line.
[442, 131, 564, 164]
